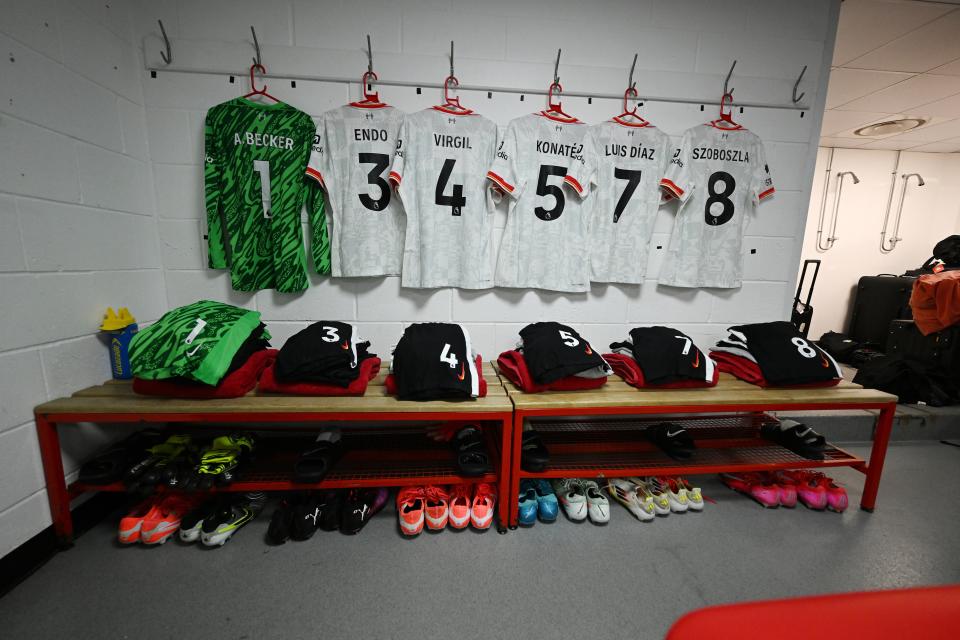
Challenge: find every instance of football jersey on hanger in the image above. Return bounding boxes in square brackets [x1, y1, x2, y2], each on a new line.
[390, 107, 499, 289]
[565, 118, 673, 284]
[486, 111, 592, 293]
[657, 123, 775, 288]
[204, 97, 327, 293]
[306, 102, 405, 277]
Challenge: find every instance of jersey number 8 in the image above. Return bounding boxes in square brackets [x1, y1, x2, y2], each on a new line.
[704, 171, 735, 226]
[791, 337, 817, 359]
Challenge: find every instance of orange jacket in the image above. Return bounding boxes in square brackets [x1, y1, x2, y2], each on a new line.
[910, 270, 960, 335]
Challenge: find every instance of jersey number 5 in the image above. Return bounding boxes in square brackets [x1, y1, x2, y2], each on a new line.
[704, 171, 735, 226]
[535, 165, 567, 221]
[435, 158, 466, 216]
[358, 152, 391, 212]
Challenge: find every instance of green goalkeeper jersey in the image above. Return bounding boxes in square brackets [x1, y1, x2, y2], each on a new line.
[205, 97, 330, 292]
[129, 300, 266, 385]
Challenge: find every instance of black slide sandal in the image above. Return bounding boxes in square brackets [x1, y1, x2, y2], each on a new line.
[520, 430, 550, 472]
[293, 439, 343, 483]
[645, 423, 696, 460]
[78, 431, 161, 484]
[453, 426, 492, 477]
[762, 420, 826, 460]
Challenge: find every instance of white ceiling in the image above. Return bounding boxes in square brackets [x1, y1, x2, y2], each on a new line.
[821, 0, 960, 152]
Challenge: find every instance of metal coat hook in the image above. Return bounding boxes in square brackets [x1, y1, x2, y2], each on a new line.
[724, 59, 737, 96]
[793, 65, 807, 103]
[366, 34, 373, 74]
[250, 26, 261, 66]
[628, 53, 637, 91]
[158, 19, 171, 65]
[554, 48, 561, 84]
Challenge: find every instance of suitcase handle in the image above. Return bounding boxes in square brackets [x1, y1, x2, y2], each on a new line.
[795, 259, 821, 307]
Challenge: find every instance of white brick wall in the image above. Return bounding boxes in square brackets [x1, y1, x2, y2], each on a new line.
[0, 0, 838, 559]
[0, 1, 166, 558]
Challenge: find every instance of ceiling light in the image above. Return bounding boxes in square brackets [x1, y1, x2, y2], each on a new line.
[854, 118, 926, 137]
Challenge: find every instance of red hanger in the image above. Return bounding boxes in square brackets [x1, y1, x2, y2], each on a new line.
[436, 74, 472, 114]
[710, 91, 741, 129]
[352, 69, 387, 107]
[545, 81, 574, 119]
[614, 85, 650, 126]
[243, 63, 279, 102]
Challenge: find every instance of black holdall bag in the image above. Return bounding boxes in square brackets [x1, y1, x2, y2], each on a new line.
[887, 320, 960, 378]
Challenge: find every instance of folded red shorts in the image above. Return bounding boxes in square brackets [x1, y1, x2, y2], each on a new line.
[258, 356, 381, 396]
[132, 349, 276, 398]
[385, 355, 487, 398]
[497, 350, 607, 393]
[710, 351, 840, 388]
[603, 352, 718, 389]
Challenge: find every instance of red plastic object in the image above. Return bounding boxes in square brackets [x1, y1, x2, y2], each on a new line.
[666, 585, 960, 640]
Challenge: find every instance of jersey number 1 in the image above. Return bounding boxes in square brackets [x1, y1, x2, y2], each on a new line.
[358, 152, 391, 212]
[253, 160, 272, 219]
[435, 158, 466, 216]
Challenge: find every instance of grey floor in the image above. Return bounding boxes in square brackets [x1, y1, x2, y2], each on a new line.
[1, 442, 959, 640]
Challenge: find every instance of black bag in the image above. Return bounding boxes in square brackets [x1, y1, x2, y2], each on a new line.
[887, 320, 960, 378]
[933, 235, 960, 267]
[817, 331, 860, 364]
[908, 235, 960, 275]
[853, 355, 960, 406]
[848, 275, 916, 350]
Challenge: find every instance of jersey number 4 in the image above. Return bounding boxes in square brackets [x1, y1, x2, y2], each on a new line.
[535, 165, 567, 221]
[435, 158, 466, 216]
[358, 152, 391, 212]
[704, 171, 735, 226]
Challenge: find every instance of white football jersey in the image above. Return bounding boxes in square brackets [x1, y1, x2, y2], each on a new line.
[390, 107, 499, 289]
[658, 123, 775, 288]
[487, 111, 592, 293]
[566, 118, 673, 284]
[306, 103, 405, 277]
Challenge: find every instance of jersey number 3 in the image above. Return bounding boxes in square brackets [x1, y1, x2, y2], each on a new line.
[435, 158, 466, 216]
[358, 152, 391, 212]
[704, 171, 735, 226]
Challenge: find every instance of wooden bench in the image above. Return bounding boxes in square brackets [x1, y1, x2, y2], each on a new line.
[34, 362, 514, 542]
[500, 371, 897, 528]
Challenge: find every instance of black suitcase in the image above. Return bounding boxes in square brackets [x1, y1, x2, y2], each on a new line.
[848, 275, 915, 350]
[887, 320, 960, 377]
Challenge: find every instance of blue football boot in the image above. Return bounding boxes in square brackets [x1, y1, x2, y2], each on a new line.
[518, 480, 538, 526]
[534, 479, 559, 522]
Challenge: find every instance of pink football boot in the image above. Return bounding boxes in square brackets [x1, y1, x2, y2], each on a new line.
[720, 473, 780, 509]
